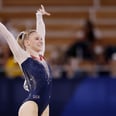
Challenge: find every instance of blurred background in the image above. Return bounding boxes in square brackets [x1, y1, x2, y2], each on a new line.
[0, 0, 116, 116]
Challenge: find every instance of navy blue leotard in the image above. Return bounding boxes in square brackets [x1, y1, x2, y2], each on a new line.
[21, 57, 52, 116]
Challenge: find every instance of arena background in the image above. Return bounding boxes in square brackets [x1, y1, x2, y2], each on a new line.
[0, 0, 116, 116]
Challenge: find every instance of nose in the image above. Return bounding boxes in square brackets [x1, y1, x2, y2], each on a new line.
[40, 37, 43, 42]
[40, 37, 43, 41]
[38, 40, 43, 45]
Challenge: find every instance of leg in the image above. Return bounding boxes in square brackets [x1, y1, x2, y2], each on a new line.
[18, 101, 38, 116]
[42, 105, 49, 116]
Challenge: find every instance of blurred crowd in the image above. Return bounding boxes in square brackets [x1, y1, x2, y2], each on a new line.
[48, 19, 116, 79]
[0, 19, 116, 79]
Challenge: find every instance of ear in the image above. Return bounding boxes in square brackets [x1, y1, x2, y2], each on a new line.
[24, 39, 30, 47]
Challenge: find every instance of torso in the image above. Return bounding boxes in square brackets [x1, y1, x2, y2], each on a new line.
[31, 55, 50, 77]
[21, 56, 52, 115]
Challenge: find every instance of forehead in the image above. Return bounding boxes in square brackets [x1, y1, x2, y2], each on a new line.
[29, 32, 41, 37]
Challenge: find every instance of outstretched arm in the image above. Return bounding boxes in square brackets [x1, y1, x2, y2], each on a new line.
[36, 5, 50, 56]
[0, 23, 30, 65]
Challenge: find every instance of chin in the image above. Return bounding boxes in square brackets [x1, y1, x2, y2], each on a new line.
[37, 48, 42, 52]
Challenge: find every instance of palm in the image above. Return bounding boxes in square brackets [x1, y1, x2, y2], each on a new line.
[38, 5, 50, 16]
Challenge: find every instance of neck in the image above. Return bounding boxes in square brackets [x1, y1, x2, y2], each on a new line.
[26, 49, 39, 58]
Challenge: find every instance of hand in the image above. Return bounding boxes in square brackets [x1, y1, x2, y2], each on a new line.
[37, 5, 51, 16]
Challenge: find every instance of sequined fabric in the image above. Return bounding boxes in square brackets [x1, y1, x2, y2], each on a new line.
[21, 57, 52, 115]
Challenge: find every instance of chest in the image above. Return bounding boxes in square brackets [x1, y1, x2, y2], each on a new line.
[32, 56, 50, 77]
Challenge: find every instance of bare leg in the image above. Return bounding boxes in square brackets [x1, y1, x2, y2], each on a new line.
[42, 105, 49, 116]
[18, 101, 38, 116]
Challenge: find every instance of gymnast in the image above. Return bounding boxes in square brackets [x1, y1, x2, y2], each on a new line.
[0, 5, 52, 116]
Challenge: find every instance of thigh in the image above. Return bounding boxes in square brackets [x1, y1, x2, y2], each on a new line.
[42, 105, 49, 116]
[18, 101, 38, 116]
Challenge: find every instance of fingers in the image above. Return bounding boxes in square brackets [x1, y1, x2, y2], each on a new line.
[44, 11, 51, 16]
[37, 4, 51, 16]
[41, 4, 44, 10]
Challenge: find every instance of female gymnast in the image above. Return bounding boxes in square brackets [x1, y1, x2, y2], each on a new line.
[0, 5, 52, 116]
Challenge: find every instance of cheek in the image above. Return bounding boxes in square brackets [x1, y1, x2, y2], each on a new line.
[29, 40, 39, 48]
[27, 39, 35, 45]
[24, 40, 29, 47]
[26, 40, 31, 46]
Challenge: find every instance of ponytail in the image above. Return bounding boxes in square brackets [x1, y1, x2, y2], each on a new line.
[17, 31, 27, 50]
[17, 30, 36, 50]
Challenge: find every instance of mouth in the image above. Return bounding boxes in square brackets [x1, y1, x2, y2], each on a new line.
[38, 43, 43, 47]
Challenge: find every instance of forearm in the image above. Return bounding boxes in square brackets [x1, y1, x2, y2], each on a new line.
[36, 12, 45, 55]
[0, 23, 29, 64]
[0, 23, 20, 55]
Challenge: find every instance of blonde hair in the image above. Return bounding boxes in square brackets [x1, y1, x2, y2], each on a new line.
[17, 30, 36, 50]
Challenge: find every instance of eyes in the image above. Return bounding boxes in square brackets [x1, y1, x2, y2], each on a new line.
[35, 37, 43, 41]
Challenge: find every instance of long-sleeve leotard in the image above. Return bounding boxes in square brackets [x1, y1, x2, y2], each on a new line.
[0, 11, 45, 65]
[0, 22, 30, 65]
[36, 12, 45, 56]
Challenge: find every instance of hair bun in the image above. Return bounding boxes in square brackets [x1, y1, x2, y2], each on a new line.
[17, 31, 26, 40]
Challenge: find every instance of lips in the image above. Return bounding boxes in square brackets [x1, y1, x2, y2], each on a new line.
[37, 43, 43, 47]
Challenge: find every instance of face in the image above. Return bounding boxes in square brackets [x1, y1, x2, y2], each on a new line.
[24, 32, 43, 52]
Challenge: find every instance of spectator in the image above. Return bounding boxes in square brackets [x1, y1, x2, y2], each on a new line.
[0, 41, 9, 76]
[65, 19, 97, 61]
[5, 51, 22, 78]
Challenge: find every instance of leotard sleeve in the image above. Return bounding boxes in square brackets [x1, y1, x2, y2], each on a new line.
[36, 11, 45, 56]
[0, 23, 30, 65]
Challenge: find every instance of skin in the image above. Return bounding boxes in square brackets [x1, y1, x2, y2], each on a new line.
[18, 101, 49, 116]
[18, 5, 50, 116]
[24, 32, 43, 57]
[0, 5, 51, 116]
[18, 32, 50, 116]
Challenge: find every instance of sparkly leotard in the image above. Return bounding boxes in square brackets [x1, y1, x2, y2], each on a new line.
[21, 57, 52, 115]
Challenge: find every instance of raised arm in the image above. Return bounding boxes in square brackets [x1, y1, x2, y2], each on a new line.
[0, 23, 30, 65]
[36, 5, 50, 56]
